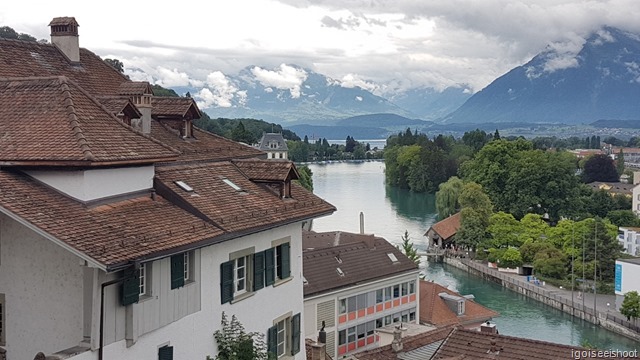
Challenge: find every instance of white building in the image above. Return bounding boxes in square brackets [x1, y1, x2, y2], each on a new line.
[301, 231, 420, 359]
[614, 258, 640, 311]
[0, 17, 335, 360]
[257, 133, 289, 160]
[617, 227, 640, 256]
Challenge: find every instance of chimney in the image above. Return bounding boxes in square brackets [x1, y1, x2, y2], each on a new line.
[391, 326, 403, 353]
[318, 321, 327, 344]
[49, 17, 80, 62]
[310, 342, 326, 360]
[359, 212, 364, 234]
[480, 321, 498, 334]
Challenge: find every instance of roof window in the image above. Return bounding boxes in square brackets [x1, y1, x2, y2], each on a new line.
[222, 178, 242, 191]
[336, 267, 345, 277]
[387, 253, 398, 263]
[175, 180, 194, 192]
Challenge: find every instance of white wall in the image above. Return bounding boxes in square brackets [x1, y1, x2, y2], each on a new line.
[26, 166, 154, 202]
[632, 185, 640, 215]
[0, 212, 85, 360]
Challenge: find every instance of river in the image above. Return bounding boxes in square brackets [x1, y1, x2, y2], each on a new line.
[307, 161, 639, 351]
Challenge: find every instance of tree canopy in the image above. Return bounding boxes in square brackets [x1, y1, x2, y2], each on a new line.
[582, 154, 619, 183]
[435, 176, 464, 220]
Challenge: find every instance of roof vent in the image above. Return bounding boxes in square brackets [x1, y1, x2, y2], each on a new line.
[334, 254, 342, 264]
[336, 267, 345, 277]
[387, 253, 398, 263]
[175, 180, 194, 192]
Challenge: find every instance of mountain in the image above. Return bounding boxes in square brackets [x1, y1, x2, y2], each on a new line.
[442, 27, 640, 124]
[286, 124, 389, 140]
[336, 113, 430, 128]
[389, 86, 472, 120]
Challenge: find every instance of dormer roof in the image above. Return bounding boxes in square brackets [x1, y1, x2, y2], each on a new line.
[258, 132, 288, 151]
[118, 81, 153, 96]
[49, 17, 79, 27]
[96, 95, 143, 118]
[232, 158, 299, 182]
[151, 97, 202, 120]
[0, 76, 178, 166]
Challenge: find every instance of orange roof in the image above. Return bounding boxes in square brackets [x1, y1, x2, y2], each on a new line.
[419, 280, 498, 327]
[0, 77, 178, 166]
[425, 212, 461, 241]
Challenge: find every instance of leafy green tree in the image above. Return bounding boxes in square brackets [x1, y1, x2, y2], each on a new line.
[104, 58, 124, 73]
[0, 26, 38, 41]
[487, 212, 523, 248]
[435, 177, 464, 220]
[499, 247, 523, 268]
[151, 84, 180, 97]
[520, 241, 555, 264]
[493, 129, 500, 140]
[616, 149, 625, 176]
[454, 182, 493, 252]
[620, 291, 640, 323]
[606, 210, 640, 228]
[533, 246, 567, 278]
[462, 129, 489, 153]
[582, 154, 619, 183]
[296, 165, 313, 192]
[231, 122, 256, 144]
[211, 312, 271, 360]
[397, 231, 420, 264]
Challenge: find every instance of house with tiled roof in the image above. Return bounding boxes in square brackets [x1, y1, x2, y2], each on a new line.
[419, 281, 498, 329]
[424, 212, 461, 249]
[301, 230, 420, 359]
[587, 181, 633, 197]
[258, 132, 289, 159]
[0, 17, 335, 360]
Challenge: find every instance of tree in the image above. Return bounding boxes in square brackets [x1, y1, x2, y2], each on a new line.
[487, 212, 523, 248]
[397, 231, 420, 264]
[211, 312, 271, 360]
[616, 149, 625, 176]
[0, 26, 38, 42]
[104, 58, 124, 73]
[582, 154, 619, 183]
[230, 122, 256, 144]
[454, 182, 493, 252]
[345, 136, 356, 152]
[620, 291, 640, 323]
[499, 247, 523, 268]
[533, 246, 567, 278]
[296, 165, 313, 192]
[606, 210, 640, 228]
[493, 129, 501, 140]
[435, 177, 464, 220]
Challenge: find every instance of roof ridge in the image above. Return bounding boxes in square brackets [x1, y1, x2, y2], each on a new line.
[58, 76, 96, 161]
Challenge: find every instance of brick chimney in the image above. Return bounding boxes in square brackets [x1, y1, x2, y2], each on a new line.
[310, 342, 326, 360]
[49, 17, 80, 62]
[391, 326, 403, 353]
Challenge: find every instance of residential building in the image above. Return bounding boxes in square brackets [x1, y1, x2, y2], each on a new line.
[424, 213, 461, 249]
[257, 133, 289, 159]
[0, 17, 336, 360]
[615, 258, 640, 311]
[617, 227, 640, 256]
[419, 280, 498, 329]
[587, 182, 633, 197]
[301, 231, 420, 359]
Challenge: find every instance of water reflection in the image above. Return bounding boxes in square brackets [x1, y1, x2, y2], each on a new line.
[385, 185, 437, 223]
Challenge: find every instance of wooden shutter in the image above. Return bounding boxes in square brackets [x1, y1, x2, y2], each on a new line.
[291, 312, 301, 355]
[267, 325, 278, 357]
[220, 261, 234, 304]
[158, 345, 173, 360]
[121, 266, 139, 306]
[253, 251, 265, 291]
[281, 243, 291, 279]
[265, 248, 275, 286]
[170, 254, 185, 290]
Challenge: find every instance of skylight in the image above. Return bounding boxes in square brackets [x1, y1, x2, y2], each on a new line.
[175, 180, 194, 192]
[387, 253, 398, 263]
[336, 267, 345, 277]
[222, 178, 242, 191]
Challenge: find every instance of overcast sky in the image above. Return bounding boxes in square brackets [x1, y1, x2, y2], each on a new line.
[2, 0, 640, 97]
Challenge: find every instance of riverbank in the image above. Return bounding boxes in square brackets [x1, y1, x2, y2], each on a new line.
[444, 257, 640, 342]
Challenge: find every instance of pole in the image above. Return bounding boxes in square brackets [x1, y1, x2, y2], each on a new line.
[571, 221, 575, 305]
[593, 219, 598, 312]
[582, 230, 585, 310]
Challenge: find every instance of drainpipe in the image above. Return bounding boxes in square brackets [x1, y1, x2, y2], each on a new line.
[99, 277, 125, 360]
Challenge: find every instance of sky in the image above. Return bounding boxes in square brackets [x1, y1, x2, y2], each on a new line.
[2, 0, 640, 102]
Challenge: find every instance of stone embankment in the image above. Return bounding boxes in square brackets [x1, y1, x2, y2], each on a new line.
[444, 257, 640, 342]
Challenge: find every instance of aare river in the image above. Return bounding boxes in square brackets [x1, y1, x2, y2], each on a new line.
[308, 161, 639, 351]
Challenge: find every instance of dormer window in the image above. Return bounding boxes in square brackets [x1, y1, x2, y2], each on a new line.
[184, 120, 193, 138]
[270, 142, 278, 149]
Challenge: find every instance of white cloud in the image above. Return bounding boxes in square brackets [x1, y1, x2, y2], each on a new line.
[251, 64, 308, 98]
[340, 74, 380, 93]
[195, 71, 239, 108]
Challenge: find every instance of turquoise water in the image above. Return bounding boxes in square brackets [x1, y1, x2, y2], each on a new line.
[309, 161, 639, 351]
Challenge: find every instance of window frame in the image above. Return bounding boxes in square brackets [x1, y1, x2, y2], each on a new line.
[235, 255, 249, 295]
[139, 263, 148, 297]
[276, 318, 287, 357]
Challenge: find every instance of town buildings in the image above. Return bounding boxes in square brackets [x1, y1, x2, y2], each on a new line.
[257, 132, 289, 160]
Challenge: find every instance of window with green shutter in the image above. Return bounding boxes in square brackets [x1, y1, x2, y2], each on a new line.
[267, 324, 277, 358]
[158, 345, 173, 360]
[276, 243, 290, 280]
[220, 261, 234, 304]
[253, 251, 265, 291]
[170, 254, 185, 290]
[265, 248, 275, 286]
[121, 267, 139, 306]
[291, 313, 301, 355]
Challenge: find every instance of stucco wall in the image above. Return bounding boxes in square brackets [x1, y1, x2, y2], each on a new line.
[0, 212, 84, 360]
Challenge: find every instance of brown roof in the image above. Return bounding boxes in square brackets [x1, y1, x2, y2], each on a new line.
[152, 96, 202, 119]
[425, 212, 461, 241]
[0, 38, 128, 95]
[154, 162, 335, 233]
[0, 168, 223, 270]
[118, 81, 152, 96]
[419, 280, 498, 328]
[233, 158, 299, 182]
[587, 181, 634, 195]
[150, 121, 265, 163]
[49, 17, 79, 26]
[96, 95, 142, 118]
[0, 77, 178, 166]
[432, 328, 586, 360]
[302, 231, 419, 297]
[353, 326, 455, 360]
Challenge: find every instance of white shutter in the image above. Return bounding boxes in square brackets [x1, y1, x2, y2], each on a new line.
[317, 299, 336, 329]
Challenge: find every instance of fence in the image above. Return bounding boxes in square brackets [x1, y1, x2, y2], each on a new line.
[457, 258, 639, 336]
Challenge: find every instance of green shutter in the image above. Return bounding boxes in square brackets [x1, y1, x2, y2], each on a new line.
[267, 325, 278, 358]
[291, 313, 301, 355]
[253, 251, 265, 291]
[265, 248, 275, 286]
[158, 345, 173, 360]
[170, 254, 185, 290]
[220, 261, 234, 304]
[281, 243, 291, 279]
[121, 266, 139, 306]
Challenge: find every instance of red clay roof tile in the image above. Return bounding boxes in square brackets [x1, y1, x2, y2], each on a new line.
[425, 212, 461, 241]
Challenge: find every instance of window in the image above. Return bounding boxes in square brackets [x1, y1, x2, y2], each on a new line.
[347, 296, 357, 312]
[0, 293, 5, 346]
[393, 285, 400, 298]
[139, 263, 148, 296]
[268, 313, 300, 358]
[235, 256, 248, 294]
[170, 253, 192, 290]
[357, 293, 367, 310]
[384, 287, 392, 301]
[275, 243, 291, 281]
[357, 324, 366, 340]
[279, 153, 283, 159]
[376, 289, 383, 304]
[158, 345, 173, 360]
[401, 282, 408, 296]
[409, 310, 416, 322]
[338, 329, 346, 345]
[339, 299, 347, 314]
[409, 280, 416, 294]
[347, 327, 356, 343]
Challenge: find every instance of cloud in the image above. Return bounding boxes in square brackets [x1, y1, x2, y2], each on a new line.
[339, 74, 380, 93]
[251, 64, 308, 98]
[154, 67, 203, 87]
[194, 71, 239, 108]
[321, 15, 361, 30]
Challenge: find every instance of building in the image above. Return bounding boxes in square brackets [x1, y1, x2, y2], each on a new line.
[424, 213, 461, 249]
[257, 133, 289, 159]
[616, 227, 640, 256]
[0, 17, 336, 360]
[587, 182, 634, 197]
[301, 231, 420, 359]
[615, 258, 640, 311]
[419, 281, 498, 329]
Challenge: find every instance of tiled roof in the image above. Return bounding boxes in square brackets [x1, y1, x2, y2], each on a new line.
[587, 181, 634, 195]
[0, 169, 223, 270]
[118, 81, 152, 96]
[233, 158, 299, 182]
[152, 97, 202, 119]
[154, 162, 336, 233]
[96, 95, 142, 118]
[150, 121, 265, 163]
[353, 326, 454, 360]
[419, 281, 498, 328]
[258, 133, 289, 151]
[0, 38, 128, 95]
[302, 231, 419, 297]
[425, 212, 461, 241]
[432, 328, 586, 360]
[49, 17, 79, 26]
[0, 77, 178, 166]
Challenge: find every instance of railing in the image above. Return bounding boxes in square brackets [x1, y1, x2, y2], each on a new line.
[459, 259, 640, 335]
